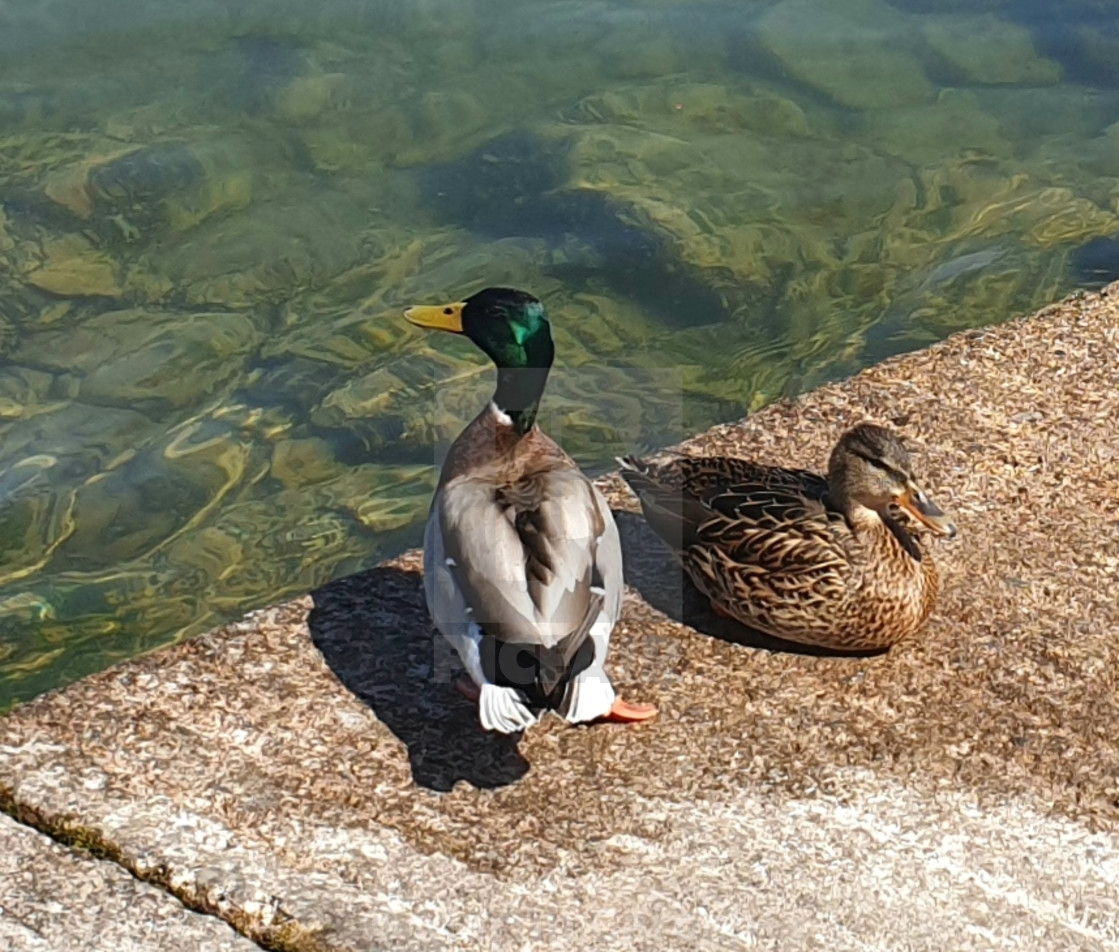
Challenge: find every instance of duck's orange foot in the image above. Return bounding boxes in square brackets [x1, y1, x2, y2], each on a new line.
[600, 697, 658, 723]
[709, 598, 736, 620]
[455, 676, 481, 703]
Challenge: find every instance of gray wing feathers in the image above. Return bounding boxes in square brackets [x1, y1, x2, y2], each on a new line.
[422, 507, 478, 669]
[434, 470, 618, 650]
[590, 482, 623, 628]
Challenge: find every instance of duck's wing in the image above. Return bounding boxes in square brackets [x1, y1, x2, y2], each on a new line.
[438, 468, 611, 652]
[620, 453, 846, 578]
[621, 454, 826, 502]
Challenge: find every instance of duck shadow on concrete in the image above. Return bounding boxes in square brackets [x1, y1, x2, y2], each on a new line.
[613, 510, 888, 660]
[308, 510, 880, 793]
[308, 564, 529, 793]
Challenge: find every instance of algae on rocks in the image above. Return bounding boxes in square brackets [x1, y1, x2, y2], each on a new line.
[2, 0, 1119, 707]
[754, 0, 934, 110]
[918, 13, 1062, 86]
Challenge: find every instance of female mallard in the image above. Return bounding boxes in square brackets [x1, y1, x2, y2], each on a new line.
[404, 287, 656, 733]
[619, 423, 956, 651]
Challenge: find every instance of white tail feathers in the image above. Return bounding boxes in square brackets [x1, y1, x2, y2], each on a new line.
[478, 683, 539, 734]
[560, 666, 616, 724]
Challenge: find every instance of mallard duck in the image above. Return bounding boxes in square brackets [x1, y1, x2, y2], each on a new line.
[404, 287, 656, 733]
[618, 423, 956, 651]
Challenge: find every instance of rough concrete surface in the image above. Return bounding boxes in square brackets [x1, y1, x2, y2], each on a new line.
[2, 283, 1119, 950]
[0, 811, 260, 952]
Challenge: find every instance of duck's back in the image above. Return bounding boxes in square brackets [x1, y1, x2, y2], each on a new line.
[434, 417, 622, 648]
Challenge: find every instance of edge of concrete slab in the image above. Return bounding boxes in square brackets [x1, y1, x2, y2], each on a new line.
[2, 281, 1119, 951]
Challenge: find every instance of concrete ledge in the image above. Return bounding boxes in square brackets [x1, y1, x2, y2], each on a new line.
[0, 812, 259, 952]
[2, 283, 1118, 950]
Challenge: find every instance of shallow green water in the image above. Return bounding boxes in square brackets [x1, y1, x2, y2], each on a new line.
[2, 0, 1118, 709]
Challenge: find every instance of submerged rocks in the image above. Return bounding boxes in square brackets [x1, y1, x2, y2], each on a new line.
[13, 308, 259, 411]
[919, 13, 1062, 86]
[860, 89, 1014, 162]
[24, 234, 122, 299]
[41, 138, 256, 237]
[3, 0, 1119, 708]
[755, 0, 934, 109]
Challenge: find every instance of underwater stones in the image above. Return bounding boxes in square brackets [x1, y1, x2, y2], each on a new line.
[918, 249, 1062, 339]
[311, 354, 487, 459]
[154, 187, 367, 308]
[1083, 122, 1119, 178]
[80, 311, 258, 411]
[919, 13, 1061, 86]
[596, 33, 683, 81]
[755, 0, 933, 109]
[42, 138, 255, 238]
[164, 525, 245, 586]
[41, 146, 138, 219]
[348, 492, 427, 534]
[0, 402, 156, 585]
[1020, 188, 1119, 248]
[24, 234, 122, 299]
[298, 105, 414, 171]
[14, 308, 257, 411]
[0, 454, 72, 584]
[419, 127, 738, 329]
[0, 204, 14, 252]
[0, 403, 156, 481]
[326, 463, 432, 534]
[56, 418, 255, 572]
[259, 311, 381, 370]
[547, 291, 659, 361]
[269, 437, 338, 490]
[0, 365, 56, 418]
[272, 72, 352, 123]
[416, 89, 491, 153]
[72, 144, 206, 219]
[861, 89, 1013, 163]
[159, 139, 255, 234]
[380, 0, 483, 45]
[672, 82, 816, 139]
[0, 315, 15, 360]
[417, 130, 569, 235]
[567, 123, 698, 186]
[479, 3, 603, 90]
[1034, 2, 1119, 88]
[316, 367, 419, 422]
[240, 358, 345, 421]
[1070, 233, 1119, 288]
[908, 152, 1118, 249]
[193, 497, 369, 602]
[975, 85, 1119, 147]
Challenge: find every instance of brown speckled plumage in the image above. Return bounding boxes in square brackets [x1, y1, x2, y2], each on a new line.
[620, 423, 955, 651]
[438, 404, 577, 489]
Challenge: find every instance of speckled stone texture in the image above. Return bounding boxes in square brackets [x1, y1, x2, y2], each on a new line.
[2, 282, 1118, 950]
[0, 812, 260, 952]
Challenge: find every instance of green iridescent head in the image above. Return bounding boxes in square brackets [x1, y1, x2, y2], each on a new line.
[404, 287, 555, 433]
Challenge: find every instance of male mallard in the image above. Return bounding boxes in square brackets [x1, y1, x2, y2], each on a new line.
[619, 423, 956, 651]
[404, 287, 656, 732]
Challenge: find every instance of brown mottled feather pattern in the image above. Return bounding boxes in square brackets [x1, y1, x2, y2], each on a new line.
[621, 454, 941, 651]
[439, 407, 577, 488]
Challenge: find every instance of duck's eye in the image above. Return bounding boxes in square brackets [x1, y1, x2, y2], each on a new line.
[867, 456, 908, 485]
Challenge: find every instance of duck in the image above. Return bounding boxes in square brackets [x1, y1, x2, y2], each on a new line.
[403, 287, 657, 733]
[618, 423, 956, 652]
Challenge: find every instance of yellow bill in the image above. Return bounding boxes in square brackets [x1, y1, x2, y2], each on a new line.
[403, 302, 465, 334]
